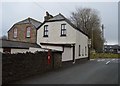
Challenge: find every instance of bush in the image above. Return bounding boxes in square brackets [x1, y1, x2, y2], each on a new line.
[90, 52, 119, 59]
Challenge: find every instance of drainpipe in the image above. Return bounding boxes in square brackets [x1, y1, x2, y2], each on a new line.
[88, 39, 91, 60]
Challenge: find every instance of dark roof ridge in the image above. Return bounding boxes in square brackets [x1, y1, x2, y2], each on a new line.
[28, 17, 42, 23]
[16, 17, 41, 24]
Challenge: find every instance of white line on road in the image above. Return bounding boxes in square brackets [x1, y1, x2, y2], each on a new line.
[106, 61, 110, 65]
[90, 59, 95, 61]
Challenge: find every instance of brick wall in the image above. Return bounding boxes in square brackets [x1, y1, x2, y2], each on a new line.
[8, 24, 37, 43]
[2, 51, 62, 84]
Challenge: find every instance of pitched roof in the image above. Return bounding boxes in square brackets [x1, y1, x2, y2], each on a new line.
[38, 13, 88, 37]
[0, 39, 41, 49]
[8, 18, 42, 32]
[16, 17, 42, 29]
[47, 13, 65, 21]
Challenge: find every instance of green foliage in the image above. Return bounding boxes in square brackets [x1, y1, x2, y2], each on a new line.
[90, 52, 119, 59]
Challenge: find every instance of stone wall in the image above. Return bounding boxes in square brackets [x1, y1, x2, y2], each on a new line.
[8, 23, 37, 43]
[2, 51, 62, 84]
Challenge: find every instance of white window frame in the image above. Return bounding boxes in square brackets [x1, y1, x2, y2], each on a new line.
[14, 28, 17, 38]
[61, 24, 66, 36]
[44, 25, 48, 37]
[26, 27, 31, 37]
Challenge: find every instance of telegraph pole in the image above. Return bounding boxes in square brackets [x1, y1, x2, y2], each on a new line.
[101, 24, 104, 53]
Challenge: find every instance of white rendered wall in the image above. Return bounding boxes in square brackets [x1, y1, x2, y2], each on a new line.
[75, 30, 88, 59]
[11, 49, 29, 54]
[0, 48, 3, 53]
[62, 47, 73, 61]
[37, 21, 76, 45]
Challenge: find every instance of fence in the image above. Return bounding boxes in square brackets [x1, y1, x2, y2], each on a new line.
[2, 51, 62, 84]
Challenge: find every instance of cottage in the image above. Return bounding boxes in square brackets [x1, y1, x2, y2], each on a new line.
[37, 13, 89, 63]
[8, 17, 41, 43]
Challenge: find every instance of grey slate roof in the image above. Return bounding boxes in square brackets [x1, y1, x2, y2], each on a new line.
[104, 45, 120, 49]
[47, 13, 65, 21]
[16, 17, 42, 29]
[0, 39, 41, 49]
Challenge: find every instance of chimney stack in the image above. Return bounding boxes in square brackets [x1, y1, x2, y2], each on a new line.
[44, 11, 53, 21]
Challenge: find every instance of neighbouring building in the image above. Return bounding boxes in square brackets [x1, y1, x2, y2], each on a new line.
[8, 17, 41, 43]
[37, 13, 89, 63]
[104, 45, 120, 54]
[0, 39, 49, 54]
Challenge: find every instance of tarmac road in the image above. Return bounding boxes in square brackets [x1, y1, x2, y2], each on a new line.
[12, 58, 119, 84]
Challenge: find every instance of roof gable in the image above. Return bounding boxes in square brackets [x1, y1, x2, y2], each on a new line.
[8, 18, 42, 32]
[16, 17, 42, 28]
[38, 13, 88, 37]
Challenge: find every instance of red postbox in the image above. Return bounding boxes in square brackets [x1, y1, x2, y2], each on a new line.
[47, 49, 51, 64]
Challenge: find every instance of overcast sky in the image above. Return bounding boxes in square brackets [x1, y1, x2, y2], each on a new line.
[1, 1, 118, 45]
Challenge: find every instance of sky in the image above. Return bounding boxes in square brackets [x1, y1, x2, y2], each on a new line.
[0, 0, 118, 45]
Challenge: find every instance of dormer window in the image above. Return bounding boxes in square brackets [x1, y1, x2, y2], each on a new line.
[61, 24, 66, 36]
[26, 27, 31, 37]
[13, 28, 17, 38]
[43, 25, 48, 37]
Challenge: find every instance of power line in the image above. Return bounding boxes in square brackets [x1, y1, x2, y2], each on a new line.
[33, 2, 46, 11]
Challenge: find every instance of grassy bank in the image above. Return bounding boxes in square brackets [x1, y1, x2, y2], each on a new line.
[90, 53, 119, 59]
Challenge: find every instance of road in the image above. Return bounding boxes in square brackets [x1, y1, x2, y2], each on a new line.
[0, 53, 2, 86]
[12, 59, 119, 84]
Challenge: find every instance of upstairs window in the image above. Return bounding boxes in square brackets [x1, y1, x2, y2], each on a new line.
[44, 25, 48, 37]
[26, 27, 31, 37]
[82, 49, 84, 56]
[61, 24, 66, 36]
[13, 28, 17, 38]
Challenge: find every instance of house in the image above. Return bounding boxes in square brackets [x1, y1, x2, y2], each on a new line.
[0, 39, 48, 54]
[8, 17, 41, 43]
[37, 12, 89, 63]
[104, 45, 120, 54]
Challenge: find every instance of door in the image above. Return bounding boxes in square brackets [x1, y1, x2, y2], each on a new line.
[73, 45, 75, 62]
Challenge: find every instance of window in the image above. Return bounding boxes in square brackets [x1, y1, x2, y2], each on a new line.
[79, 45, 81, 56]
[44, 25, 48, 37]
[61, 24, 66, 36]
[85, 46, 87, 55]
[13, 28, 17, 38]
[82, 49, 84, 56]
[26, 27, 31, 37]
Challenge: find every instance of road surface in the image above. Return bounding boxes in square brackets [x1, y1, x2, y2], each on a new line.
[12, 59, 119, 84]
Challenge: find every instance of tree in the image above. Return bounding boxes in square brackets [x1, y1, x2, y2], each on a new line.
[0, 35, 8, 40]
[70, 8, 104, 52]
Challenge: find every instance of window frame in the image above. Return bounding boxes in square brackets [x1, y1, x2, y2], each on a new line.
[85, 46, 87, 56]
[61, 24, 66, 36]
[79, 45, 81, 56]
[43, 25, 48, 37]
[82, 49, 84, 56]
[26, 26, 31, 38]
[13, 28, 17, 38]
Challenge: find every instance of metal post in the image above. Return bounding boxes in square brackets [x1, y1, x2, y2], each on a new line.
[102, 24, 104, 53]
[88, 39, 91, 60]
